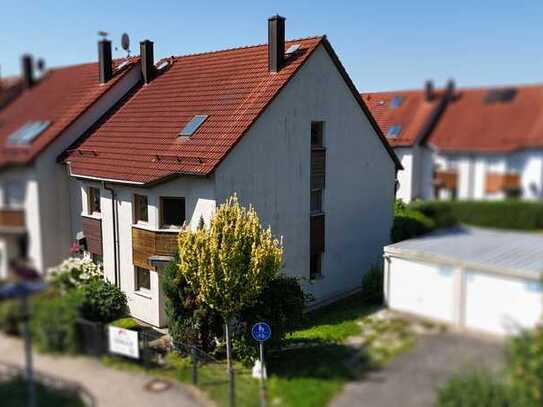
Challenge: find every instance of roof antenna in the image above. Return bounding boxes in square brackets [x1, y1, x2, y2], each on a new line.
[121, 33, 131, 57]
[97, 31, 109, 40]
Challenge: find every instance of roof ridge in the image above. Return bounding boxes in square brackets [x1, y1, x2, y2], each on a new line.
[170, 35, 323, 60]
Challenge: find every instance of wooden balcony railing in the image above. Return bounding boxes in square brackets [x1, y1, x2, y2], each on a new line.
[485, 172, 521, 194]
[434, 170, 458, 190]
[0, 209, 25, 229]
[132, 227, 178, 270]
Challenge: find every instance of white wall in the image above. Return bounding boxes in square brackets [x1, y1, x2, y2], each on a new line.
[395, 147, 414, 202]
[215, 44, 396, 303]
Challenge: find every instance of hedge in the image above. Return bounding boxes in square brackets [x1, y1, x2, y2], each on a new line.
[413, 200, 543, 231]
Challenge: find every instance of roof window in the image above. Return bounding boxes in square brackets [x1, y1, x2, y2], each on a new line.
[484, 88, 517, 104]
[286, 44, 301, 55]
[390, 95, 404, 109]
[7, 121, 50, 145]
[387, 124, 401, 139]
[179, 115, 208, 137]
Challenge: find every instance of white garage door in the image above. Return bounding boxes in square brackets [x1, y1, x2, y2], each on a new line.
[465, 272, 543, 335]
[388, 258, 456, 323]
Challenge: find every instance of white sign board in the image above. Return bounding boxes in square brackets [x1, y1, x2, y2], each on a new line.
[108, 326, 139, 359]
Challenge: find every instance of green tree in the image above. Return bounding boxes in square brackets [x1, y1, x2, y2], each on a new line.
[176, 194, 283, 368]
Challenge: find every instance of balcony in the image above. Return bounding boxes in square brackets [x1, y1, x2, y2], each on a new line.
[485, 172, 521, 194]
[433, 170, 458, 190]
[132, 226, 178, 270]
[0, 209, 25, 233]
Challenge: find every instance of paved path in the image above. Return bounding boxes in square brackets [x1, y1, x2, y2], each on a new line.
[0, 333, 206, 407]
[331, 332, 504, 407]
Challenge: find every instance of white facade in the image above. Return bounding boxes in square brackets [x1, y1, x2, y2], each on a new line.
[394, 145, 434, 202]
[76, 44, 397, 326]
[0, 65, 141, 278]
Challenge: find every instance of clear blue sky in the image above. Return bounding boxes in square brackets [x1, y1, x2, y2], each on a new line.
[1, 0, 542, 91]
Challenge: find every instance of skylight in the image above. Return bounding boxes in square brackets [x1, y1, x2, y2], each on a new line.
[179, 115, 208, 137]
[7, 121, 50, 145]
[286, 44, 301, 55]
[387, 125, 401, 139]
[390, 95, 404, 109]
[484, 88, 517, 104]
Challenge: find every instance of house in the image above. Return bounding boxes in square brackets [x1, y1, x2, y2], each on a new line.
[365, 82, 543, 201]
[384, 226, 543, 336]
[64, 16, 401, 327]
[0, 44, 141, 278]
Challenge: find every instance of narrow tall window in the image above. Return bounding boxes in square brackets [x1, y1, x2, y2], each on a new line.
[135, 266, 151, 291]
[134, 194, 148, 223]
[88, 187, 101, 214]
[160, 197, 186, 228]
[310, 121, 325, 280]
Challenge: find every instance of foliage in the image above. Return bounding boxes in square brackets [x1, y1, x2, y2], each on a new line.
[436, 371, 514, 407]
[176, 194, 283, 319]
[0, 376, 85, 407]
[47, 256, 102, 293]
[30, 291, 82, 353]
[414, 200, 543, 231]
[505, 325, 543, 406]
[78, 279, 128, 323]
[0, 299, 21, 335]
[361, 265, 384, 305]
[391, 199, 436, 243]
[110, 317, 141, 331]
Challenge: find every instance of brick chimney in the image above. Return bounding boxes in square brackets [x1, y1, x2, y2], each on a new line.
[98, 39, 112, 83]
[268, 15, 286, 73]
[21, 55, 34, 89]
[446, 79, 456, 100]
[140, 40, 155, 84]
[425, 80, 434, 102]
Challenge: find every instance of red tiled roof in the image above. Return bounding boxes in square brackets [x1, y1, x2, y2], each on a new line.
[427, 84, 543, 153]
[67, 36, 400, 184]
[0, 58, 139, 168]
[361, 89, 443, 147]
[0, 76, 23, 110]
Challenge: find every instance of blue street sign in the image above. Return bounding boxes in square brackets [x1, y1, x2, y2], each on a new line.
[251, 322, 271, 342]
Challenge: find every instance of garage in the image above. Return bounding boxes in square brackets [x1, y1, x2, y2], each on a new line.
[384, 226, 543, 336]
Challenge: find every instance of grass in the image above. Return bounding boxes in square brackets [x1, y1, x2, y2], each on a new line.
[0, 377, 85, 407]
[102, 293, 413, 407]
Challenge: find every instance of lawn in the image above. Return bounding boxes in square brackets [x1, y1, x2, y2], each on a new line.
[103, 293, 413, 407]
[0, 377, 85, 407]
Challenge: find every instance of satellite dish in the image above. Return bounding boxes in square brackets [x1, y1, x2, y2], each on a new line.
[36, 58, 45, 72]
[121, 33, 130, 56]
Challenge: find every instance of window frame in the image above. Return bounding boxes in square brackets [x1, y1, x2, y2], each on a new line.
[310, 188, 323, 214]
[310, 252, 323, 280]
[133, 193, 149, 224]
[135, 266, 151, 293]
[160, 197, 186, 229]
[311, 121, 325, 148]
[88, 187, 101, 215]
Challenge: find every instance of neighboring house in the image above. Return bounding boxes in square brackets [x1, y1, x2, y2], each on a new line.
[384, 226, 543, 336]
[0, 45, 141, 278]
[64, 16, 401, 327]
[365, 82, 543, 201]
[0, 75, 23, 111]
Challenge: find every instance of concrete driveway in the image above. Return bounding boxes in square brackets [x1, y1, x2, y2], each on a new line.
[331, 332, 504, 407]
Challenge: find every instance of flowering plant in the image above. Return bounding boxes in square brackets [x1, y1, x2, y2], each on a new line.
[47, 257, 103, 293]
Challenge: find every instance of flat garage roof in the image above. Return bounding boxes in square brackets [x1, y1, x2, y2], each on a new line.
[384, 226, 543, 280]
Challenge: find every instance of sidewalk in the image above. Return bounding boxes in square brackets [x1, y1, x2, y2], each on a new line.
[0, 333, 206, 407]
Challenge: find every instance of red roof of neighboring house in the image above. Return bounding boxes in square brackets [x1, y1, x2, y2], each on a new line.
[427, 84, 543, 153]
[0, 76, 23, 110]
[66, 36, 400, 184]
[0, 58, 138, 168]
[361, 89, 443, 147]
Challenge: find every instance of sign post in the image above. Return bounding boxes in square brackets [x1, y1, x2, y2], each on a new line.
[251, 322, 271, 407]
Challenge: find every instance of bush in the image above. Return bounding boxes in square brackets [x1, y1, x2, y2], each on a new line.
[78, 279, 128, 323]
[505, 326, 543, 406]
[0, 299, 21, 335]
[414, 200, 543, 231]
[436, 371, 514, 407]
[391, 200, 435, 243]
[47, 257, 102, 293]
[31, 291, 82, 353]
[361, 266, 384, 305]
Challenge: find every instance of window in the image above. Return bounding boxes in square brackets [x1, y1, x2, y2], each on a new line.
[5, 181, 24, 208]
[135, 266, 151, 291]
[311, 121, 324, 148]
[310, 253, 322, 280]
[88, 187, 101, 214]
[133, 194, 148, 223]
[7, 121, 50, 145]
[390, 95, 404, 109]
[387, 125, 401, 139]
[160, 197, 186, 228]
[179, 115, 208, 137]
[311, 189, 323, 213]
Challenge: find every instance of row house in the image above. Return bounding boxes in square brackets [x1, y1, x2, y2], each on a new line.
[364, 82, 543, 201]
[64, 16, 401, 327]
[0, 43, 141, 277]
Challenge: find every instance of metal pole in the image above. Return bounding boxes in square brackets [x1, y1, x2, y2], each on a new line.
[259, 342, 267, 407]
[191, 347, 198, 385]
[21, 296, 36, 407]
[229, 365, 236, 407]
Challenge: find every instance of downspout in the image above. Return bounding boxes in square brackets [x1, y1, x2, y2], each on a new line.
[103, 182, 119, 288]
